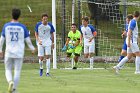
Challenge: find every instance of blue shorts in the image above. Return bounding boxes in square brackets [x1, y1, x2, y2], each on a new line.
[122, 39, 127, 51]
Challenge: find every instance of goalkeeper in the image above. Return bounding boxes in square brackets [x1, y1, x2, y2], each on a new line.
[62, 23, 82, 69]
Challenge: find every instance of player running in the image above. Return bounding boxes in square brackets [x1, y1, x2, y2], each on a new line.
[0, 8, 35, 93]
[80, 16, 97, 69]
[62, 23, 82, 69]
[118, 14, 133, 64]
[113, 11, 140, 74]
[35, 13, 55, 76]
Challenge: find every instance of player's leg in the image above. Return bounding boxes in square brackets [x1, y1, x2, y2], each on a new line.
[89, 43, 95, 69]
[73, 45, 82, 69]
[4, 57, 14, 93]
[113, 47, 133, 74]
[38, 45, 44, 76]
[13, 58, 23, 92]
[132, 43, 140, 74]
[45, 46, 51, 76]
[118, 41, 127, 62]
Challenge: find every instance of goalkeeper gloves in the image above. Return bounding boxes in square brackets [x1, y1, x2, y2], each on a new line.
[68, 44, 75, 49]
[62, 45, 67, 52]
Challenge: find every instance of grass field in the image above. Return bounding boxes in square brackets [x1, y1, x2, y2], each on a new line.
[0, 63, 140, 93]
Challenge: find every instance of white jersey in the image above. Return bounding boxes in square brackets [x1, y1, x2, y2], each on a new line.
[1, 22, 30, 58]
[80, 24, 96, 45]
[35, 22, 55, 46]
[126, 19, 138, 44]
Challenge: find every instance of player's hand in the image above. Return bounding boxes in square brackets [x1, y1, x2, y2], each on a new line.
[121, 33, 125, 38]
[31, 49, 36, 55]
[0, 52, 3, 59]
[38, 40, 42, 45]
[127, 43, 131, 47]
[62, 45, 67, 52]
[89, 37, 94, 42]
[52, 43, 54, 49]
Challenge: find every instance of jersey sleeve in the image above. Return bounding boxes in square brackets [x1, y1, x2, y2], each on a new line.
[1, 24, 6, 37]
[79, 25, 83, 35]
[68, 31, 71, 38]
[35, 22, 41, 33]
[23, 25, 30, 38]
[89, 24, 96, 33]
[48, 22, 55, 33]
[129, 20, 136, 31]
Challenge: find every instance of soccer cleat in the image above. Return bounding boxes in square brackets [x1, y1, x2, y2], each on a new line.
[46, 73, 50, 76]
[134, 71, 140, 74]
[113, 66, 120, 74]
[8, 81, 14, 93]
[72, 67, 77, 69]
[39, 69, 43, 76]
[12, 89, 16, 93]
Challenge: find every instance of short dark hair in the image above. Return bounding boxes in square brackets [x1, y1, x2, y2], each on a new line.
[133, 11, 140, 17]
[127, 14, 133, 20]
[41, 13, 48, 18]
[71, 23, 77, 26]
[12, 8, 21, 20]
[82, 16, 89, 22]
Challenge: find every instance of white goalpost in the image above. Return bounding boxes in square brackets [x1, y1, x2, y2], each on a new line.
[52, 0, 57, 69]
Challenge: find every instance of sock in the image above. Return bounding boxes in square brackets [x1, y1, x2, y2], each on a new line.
[118, 56, 125, 62]
[5, 69, 12, 83]
[46, 59, 50, 73]
[13, 70, 21, 89]
[74, 61, 78, 67]
[135, 56, 140, 72]
[117, 56, 129, 69]
[39, 59, 43, 69]
[90, 57, 94, 68]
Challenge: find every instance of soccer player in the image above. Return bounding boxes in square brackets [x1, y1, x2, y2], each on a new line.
[118, 14, 133, 63]
[80, 16, 97, 69]
[62, 23, 82, 69]
[113, 11, 140, 74]
[0, 8, 35, 93]
[35, 13, 55, 76]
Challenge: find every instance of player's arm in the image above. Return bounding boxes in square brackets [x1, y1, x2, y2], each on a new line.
[0, 36, 5, 58]
[0, 26, 6, 58]
[25, 37, 35, 54]
[51, 32, 54, 49]
[127, 29, 132, 47]
[74, 38, 80, 47]
[128, 20, 136, 47]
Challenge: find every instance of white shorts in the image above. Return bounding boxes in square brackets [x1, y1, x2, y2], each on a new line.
[84, 44, 95, 54]
[127, 43, 140, 53]
[4, 57, 23, 71]
[38, 45, 51, 56]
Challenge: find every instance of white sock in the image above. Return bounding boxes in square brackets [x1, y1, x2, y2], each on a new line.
[90, 57, 94, 68]
[5, 69, 12, 83]
[39, 59, 43, 69]
[135, 56, 140, 72]
[117, 56, 129, 69]
[46, 59, 50, 73]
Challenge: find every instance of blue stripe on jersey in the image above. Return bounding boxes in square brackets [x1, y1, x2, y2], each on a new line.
[1, 22, 29, 38]
[35, 22, 42, 33]
[125, 24, 128, 32]
[35, 22, 55, 33]
[48, 22, 55, 33]
[129, 19, 136, 31]
[80, 25, 83, 34]
[88, 24, 96, 33]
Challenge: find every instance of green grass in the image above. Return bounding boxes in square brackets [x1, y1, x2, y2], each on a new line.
[0, 63, 140, 93]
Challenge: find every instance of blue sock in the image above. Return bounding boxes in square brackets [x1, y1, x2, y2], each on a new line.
[118, 56, 125, 62]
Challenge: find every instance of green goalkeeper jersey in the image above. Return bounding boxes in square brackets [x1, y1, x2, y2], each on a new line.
[68, 30, 81, 44]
